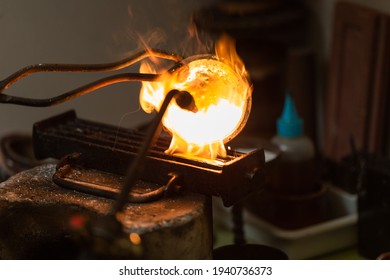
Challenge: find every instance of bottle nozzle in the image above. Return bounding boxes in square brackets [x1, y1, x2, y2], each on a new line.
[277, 94, 303, 137]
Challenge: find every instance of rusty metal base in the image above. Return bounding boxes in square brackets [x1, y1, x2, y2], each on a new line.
[0, 164, 212, 259]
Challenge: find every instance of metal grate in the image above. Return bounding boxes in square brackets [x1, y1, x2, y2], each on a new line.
[33, 110, 265, 206]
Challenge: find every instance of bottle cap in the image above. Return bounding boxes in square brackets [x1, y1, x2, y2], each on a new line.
[277, 94, 303, 137]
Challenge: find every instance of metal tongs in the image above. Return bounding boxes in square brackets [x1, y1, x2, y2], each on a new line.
[0, 49, 182, 107]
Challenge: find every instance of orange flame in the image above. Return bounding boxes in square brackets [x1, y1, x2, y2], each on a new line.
[140, 35, 252, 160]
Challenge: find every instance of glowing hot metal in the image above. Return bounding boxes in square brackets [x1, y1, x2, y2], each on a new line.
[140, 36, 252, 160]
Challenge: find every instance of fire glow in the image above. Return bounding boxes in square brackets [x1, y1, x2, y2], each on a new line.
[139, 35, 252, 160]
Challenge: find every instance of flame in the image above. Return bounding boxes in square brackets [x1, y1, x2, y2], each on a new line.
[140, 35, 252, 160]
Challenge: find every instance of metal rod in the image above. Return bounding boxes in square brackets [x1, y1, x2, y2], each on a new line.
[0, 49, 182, 107]
[232, 203, 246, 245]
[110, 89, 195, 215]
[0, 49, 182, 91]
[0, 73, 162, 107]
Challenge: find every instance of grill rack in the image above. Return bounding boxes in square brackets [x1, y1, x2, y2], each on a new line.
[33, 110, 265, 206]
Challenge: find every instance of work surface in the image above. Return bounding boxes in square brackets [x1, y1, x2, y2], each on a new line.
[0, 164, 212, 259]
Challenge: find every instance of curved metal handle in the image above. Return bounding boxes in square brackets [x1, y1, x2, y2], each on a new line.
[0, 49, 182, 107]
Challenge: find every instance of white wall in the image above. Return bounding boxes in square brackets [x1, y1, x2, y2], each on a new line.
[0, 0, 217, 136]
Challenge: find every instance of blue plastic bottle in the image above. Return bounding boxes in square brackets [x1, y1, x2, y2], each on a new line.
[271, 94, 317, 194]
